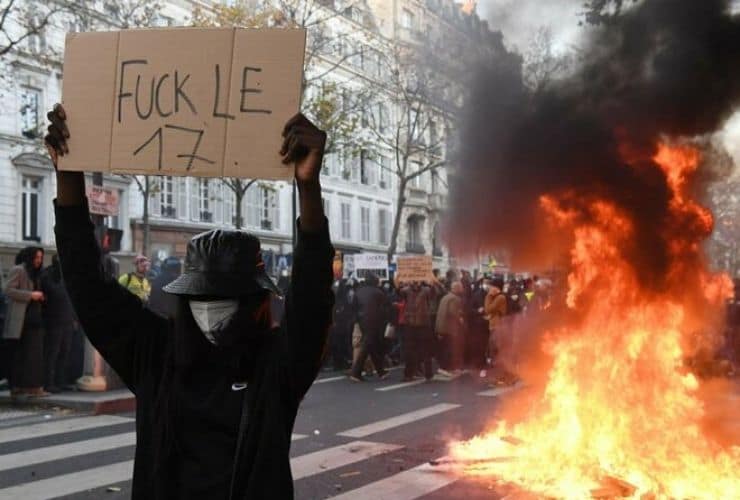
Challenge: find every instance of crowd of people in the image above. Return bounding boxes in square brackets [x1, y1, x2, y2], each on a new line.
[0, 246, 81, 398]
[328, 269, 555, 384]
[2, 245, 738, 400]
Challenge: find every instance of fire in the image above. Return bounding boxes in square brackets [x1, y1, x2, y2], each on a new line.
[449, 144, 739, 498]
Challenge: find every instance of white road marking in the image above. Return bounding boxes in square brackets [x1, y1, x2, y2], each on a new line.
[0, 460, 134, 500]
[292, 433, 308, 441]
[0, 432, 136, 472]
[328, 456, 458, 500]
[292, 440, 403, 480]
[376, 373, 461, 392]
[314, 375, 347, 384]
[376, 380, 426, 392]
[0, 415, 132, 445]
[337, 404, 461, 438]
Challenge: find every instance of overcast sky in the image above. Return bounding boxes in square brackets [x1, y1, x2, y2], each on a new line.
[478, 0, 586, 54]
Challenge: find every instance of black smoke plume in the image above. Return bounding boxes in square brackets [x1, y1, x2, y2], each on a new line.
[447, 0, 740, 289]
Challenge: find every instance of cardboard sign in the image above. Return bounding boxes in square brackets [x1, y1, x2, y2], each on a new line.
[395, 255, 434, 283]
[86, 185, 119, 216]
[58, 28, 306, 180]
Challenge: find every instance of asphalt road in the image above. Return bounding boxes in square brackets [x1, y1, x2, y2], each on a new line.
[0, 368, 520, 499]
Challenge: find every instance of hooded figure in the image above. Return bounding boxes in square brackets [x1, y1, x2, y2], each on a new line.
[46, 104, 333, 499]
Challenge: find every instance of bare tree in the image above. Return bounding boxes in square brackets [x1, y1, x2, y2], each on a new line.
[191, 0, 364, 229]
[522, 26, 572, 93]
[362, 45, 449, 260]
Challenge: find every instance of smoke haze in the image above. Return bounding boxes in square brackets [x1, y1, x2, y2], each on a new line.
[448, 0, 740, 289]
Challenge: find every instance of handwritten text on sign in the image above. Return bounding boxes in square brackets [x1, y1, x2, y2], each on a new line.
[58, 28, 306, 180]
[395, 256, 434, 283]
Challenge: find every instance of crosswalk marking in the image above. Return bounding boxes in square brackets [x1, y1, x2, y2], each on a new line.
[376, 379, 427, 391]
[0, 431, 136, 472]
[328, 457, 458, 500]
[0, 440, 401, 497]
[314, 375, 347, 384]
[292, 441, 403, 480]
[0, 415, 132, 445]
[376, 373, 464, 392]
[0, 459, 134, 500]
[337, 404, 461, 438]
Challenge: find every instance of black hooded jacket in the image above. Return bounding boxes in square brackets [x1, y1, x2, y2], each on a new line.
[54, 200, 334, 499]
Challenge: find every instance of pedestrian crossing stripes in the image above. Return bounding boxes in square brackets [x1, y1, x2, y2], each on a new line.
[0, 431, 136, 472]
[328, 457, 458, 500]
[337, 403, 461, 438]
[0, 460, 134, 500]
[0, 394, 476, 499]
[0, 415, 132, 444]
[292, 441, 403, 480]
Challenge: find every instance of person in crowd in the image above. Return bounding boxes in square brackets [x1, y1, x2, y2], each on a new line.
[482, 277, 507, 378]
[329, 278, 354, 371]
[148, 256, 182, 319]
[349, 274, 390, 382]
[470, 278, 491, 376]
[435, 281, 465, 375]
[381, 280, 401, 365]
[119, 255, 151, 302]
[46, 104, 333, 498]
[3, 246, 47, 399]
[399, 280, 438, 381]
[40, 255, 77, 393]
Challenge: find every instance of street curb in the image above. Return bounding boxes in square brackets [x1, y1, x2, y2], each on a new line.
[0, 389, 135, 415]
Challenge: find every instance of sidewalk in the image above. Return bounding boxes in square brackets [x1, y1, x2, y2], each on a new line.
[0, 388, 135, 415]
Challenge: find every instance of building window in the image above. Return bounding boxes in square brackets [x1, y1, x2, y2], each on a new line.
[20, 87, 42, 139]
[377, 102, 389, 133]
[26, 18, 46, 53]
[378, 208, 390, 245]
[379, 156, 390, 189]
[410, 162, 422, 189]
[259, 186, 279, 230]
[21, 175, 42, 242]
[247, 185, 279, 231]
[341, 202, 351, 239]
[360, 206, 371, 242]
[401, 9, 414, 29]
[407, 216, 424, 253]
[160, 176, 176, 218]
[191, 179, 212, 222]
[360, 150, 372, 185]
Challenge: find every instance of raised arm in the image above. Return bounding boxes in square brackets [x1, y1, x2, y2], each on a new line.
[45, 104, 167, 391]
[280, 114, 334, 399]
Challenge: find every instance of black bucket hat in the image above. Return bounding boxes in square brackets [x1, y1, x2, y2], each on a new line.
[163, 229, 281, 297]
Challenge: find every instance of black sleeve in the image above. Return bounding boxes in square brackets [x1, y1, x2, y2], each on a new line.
[285, 217, 334, 399]
[54, 200, 168, 393]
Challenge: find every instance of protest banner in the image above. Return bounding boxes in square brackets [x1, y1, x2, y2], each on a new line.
[85, 185, 120, 216]
[58, 28, 306, 180]
[342, 253, 389, 280]
[395, 255, 434, 283]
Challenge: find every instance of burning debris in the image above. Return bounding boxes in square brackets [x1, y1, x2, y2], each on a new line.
[446, 0, 740, 498]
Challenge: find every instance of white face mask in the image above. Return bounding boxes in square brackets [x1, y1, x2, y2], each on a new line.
[189, 299, 239, 344]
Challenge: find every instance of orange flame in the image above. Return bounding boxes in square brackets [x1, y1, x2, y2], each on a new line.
[449, 144, 738, 498]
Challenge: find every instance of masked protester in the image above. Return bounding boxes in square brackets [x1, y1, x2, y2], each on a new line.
[45, 104, 333, 499]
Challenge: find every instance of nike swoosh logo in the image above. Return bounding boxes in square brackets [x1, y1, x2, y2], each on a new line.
[231, 383, 247, 391]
